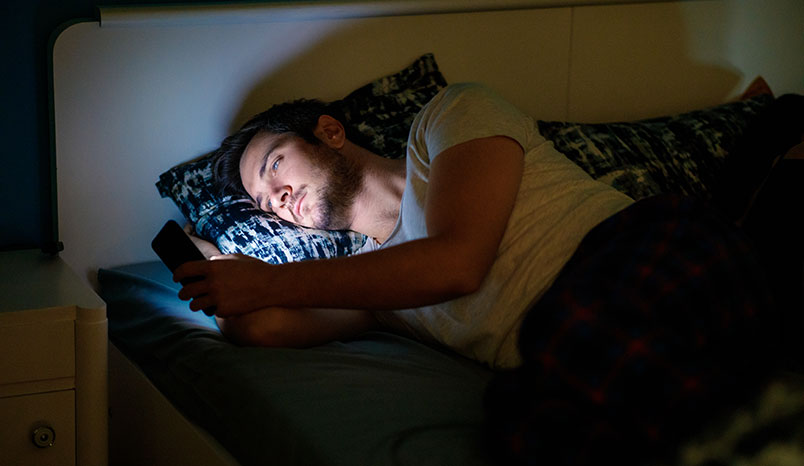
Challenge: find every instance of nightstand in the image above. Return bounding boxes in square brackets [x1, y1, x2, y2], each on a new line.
[0, 249, 107, 466]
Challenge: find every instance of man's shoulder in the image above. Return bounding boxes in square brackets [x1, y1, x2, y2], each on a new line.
[411, 82, 531, 155]
[430, 82, 499, 106]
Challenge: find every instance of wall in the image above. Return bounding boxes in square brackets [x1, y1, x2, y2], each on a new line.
[0, 0, 300, 251]
[3, 0, 803, 251]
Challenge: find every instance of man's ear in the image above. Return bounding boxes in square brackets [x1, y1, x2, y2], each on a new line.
[314, 115, 346, 149]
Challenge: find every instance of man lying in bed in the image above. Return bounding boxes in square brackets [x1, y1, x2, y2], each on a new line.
[175, 82, 634, 370]
[175, 82, 800, 465]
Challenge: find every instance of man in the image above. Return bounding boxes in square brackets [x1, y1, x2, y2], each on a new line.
[176, 83, 800, 464]
[175, 82, 633, 369]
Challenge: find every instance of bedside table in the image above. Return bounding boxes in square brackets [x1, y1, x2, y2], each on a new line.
[0, 249, 107, 466]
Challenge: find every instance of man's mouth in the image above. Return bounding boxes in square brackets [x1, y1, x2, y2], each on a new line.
[292, 192, 306, 221]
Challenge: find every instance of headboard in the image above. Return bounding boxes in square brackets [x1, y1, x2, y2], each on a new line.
[51, 0, 804, 285]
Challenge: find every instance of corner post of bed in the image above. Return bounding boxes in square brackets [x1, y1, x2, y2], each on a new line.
[75, 303, 108, 466]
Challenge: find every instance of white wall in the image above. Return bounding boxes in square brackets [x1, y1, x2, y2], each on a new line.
[569, 0, 804, 121]
[52, 0, 804, 284]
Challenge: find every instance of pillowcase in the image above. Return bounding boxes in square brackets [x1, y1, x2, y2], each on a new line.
[332, 53, 447, 159]
[537, 94, 774, 201]
[156, 53, 447, 263]
[155, 155, 366, 263]
[197, 199, 366, 263]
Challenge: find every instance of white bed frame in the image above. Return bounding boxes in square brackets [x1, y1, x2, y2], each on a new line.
[50, 0, 804, 464]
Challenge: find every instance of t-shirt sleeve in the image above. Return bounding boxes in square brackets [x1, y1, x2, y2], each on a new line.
[410, 83, 535, 164]
[355, 237, 381, 254]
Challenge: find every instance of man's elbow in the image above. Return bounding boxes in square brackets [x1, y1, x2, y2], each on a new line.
[442, 264, 487, 298]
[429, 237, 495, 300]
[216, 313, 295, 348]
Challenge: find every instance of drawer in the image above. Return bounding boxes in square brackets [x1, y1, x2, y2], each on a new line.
[0, 320, 75, 385]
[0, 389, 76, 466]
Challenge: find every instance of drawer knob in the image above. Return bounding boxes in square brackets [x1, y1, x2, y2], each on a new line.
[32, 426, 56, 448]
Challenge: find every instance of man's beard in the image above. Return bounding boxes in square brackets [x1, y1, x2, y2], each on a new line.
[308, 144, 364, 231]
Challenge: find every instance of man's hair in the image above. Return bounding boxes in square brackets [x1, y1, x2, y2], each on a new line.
[212, 99, 340, 198]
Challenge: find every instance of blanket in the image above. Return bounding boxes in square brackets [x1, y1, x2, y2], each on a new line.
[486, 195, 779, 465]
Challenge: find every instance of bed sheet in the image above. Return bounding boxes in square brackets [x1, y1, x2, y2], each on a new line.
[98, 261, 496, 466]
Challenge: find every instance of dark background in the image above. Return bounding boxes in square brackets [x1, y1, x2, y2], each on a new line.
[0, 0, 313, 251]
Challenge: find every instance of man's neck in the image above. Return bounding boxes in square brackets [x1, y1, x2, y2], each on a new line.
[343, 142, 406, 243]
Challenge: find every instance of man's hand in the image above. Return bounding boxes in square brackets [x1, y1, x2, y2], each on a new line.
[174, 254, 272, 317]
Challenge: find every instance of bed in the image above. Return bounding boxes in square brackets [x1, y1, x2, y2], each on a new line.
[49, 1, 804, 465]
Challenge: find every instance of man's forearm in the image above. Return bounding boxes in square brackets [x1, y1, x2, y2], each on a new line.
[269, 234, 487, 312]
[216, 306, 378, 347]
[175, 234, 486, 316]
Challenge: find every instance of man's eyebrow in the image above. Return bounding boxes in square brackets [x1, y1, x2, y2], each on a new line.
[255, 146, 276, 210]
[257, 145, 274, 179]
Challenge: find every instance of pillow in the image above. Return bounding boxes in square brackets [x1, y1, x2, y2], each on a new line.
[332, 53, 447, 159]
[156, 53, 447, 263]
[197, 199, 365, 263]
[155, 155, 366, 262]
[537, 94, 774, 201]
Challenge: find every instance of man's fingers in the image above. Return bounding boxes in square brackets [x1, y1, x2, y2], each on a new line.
[174, 260, 208, 283]
[178, 280, 209, 301]
[189, 295, 216, 313]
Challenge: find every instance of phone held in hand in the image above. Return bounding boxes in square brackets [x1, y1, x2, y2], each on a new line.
[151, 220, 206, 284]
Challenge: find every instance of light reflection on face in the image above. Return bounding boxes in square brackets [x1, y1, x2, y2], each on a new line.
[239, 131, 363, 231]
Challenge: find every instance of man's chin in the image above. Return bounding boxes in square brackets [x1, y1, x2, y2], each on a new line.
[312, 214, 350, 232]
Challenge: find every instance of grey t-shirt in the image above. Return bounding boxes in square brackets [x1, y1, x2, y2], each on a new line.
[360, 83, 634, 369]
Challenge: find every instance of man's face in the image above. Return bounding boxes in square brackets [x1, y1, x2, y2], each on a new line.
[239, 131, 362, 230]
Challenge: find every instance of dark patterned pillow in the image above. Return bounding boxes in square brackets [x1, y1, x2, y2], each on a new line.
[197, 199, 365, 263]
[537, 95, 774, 200]
[155, 156, 366, 263]
[156, 53, 446, 263]
[156, 154, 222, 225]
[332, 53, 447, 159]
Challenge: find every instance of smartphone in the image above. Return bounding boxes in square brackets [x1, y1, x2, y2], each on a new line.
[151, 220, 206, 284]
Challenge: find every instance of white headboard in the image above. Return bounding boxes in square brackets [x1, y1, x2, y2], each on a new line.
[52, 0, 804, 285]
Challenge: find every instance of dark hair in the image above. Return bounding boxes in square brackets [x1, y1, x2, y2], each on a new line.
[212, 99, 340, 198]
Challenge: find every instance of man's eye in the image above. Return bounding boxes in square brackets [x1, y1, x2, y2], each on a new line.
[271, 157, 281, 173]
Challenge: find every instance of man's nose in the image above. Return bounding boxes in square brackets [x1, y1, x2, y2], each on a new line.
[270, 185, 292, 212]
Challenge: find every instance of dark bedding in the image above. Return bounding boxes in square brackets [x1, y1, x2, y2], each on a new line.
[99, 262, 496, 466]
[486, 195, 780, 465]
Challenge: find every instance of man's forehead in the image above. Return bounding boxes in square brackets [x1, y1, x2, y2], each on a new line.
[242, 132, 285, 170]
[244, 131, 282, 157]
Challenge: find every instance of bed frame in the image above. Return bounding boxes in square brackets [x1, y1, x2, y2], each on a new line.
[50, 0, 804, 464]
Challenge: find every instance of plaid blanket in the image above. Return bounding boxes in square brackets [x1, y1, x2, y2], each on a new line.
[485, 195, 778, 466]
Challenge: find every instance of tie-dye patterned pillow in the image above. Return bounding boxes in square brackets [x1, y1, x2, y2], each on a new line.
[156, 53, 446, 263]
[155, 156, 366, 263]
[538, 94, 774, 201]
[332, 53, 447, 159]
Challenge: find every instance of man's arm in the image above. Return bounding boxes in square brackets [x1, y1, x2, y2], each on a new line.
[175, 135, 524, 316]
[216, 306, 379, 347]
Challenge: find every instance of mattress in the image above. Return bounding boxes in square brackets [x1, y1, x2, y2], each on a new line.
[98, 261, 496, 466]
